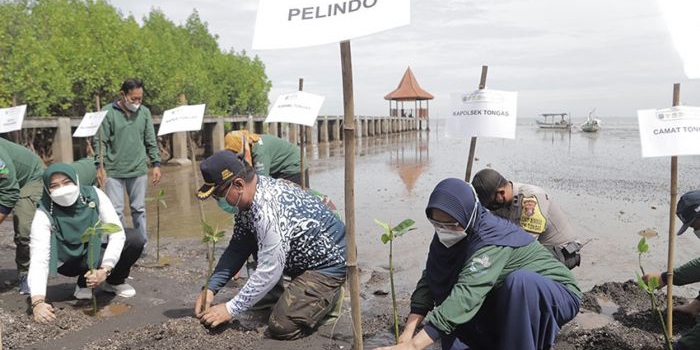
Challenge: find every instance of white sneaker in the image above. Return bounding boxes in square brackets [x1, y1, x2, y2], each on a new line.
[74, 285, 93, 300]
[102, 282, 136, 298]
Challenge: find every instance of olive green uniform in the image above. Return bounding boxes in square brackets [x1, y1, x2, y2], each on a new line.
[0, 137, 45, 275]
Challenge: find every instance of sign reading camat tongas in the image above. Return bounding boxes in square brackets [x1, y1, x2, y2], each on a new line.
[288, 0, 378, 21]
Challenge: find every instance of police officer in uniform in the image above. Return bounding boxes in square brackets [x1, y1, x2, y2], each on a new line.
[472, 168, 582, 269]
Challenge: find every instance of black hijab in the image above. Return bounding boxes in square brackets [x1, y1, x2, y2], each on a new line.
[425, 178, 534, 305]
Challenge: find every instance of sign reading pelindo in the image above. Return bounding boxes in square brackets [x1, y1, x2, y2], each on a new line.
[638, 106, 700, 157]
[0, 105, 27, 133]
[446, 89, 518, 139]
[157, 104, 206, 136]
[265, 91, 325, 127]
[252, 0, 410, 49]
[73, 111, 108, 137]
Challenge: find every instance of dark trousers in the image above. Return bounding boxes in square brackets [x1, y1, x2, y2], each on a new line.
[57, 228, 145, 287]
[441, 270, 580, 350]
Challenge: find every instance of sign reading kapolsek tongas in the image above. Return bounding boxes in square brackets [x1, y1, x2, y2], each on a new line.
[252, 0, 410, 49]
[157, 104, 206, 136]
[446, 89, 518, 139]
[638, 106, 700, 157]
[0, 105, 27, 133]
[265, 91, 325, 127]
[73, 111, 108, 137]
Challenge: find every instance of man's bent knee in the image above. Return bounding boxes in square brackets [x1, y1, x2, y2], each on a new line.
[268, 314, 305, 340]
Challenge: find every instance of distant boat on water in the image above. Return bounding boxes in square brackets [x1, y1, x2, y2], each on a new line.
[536, 113, 572, 129]
[580, 109, 601, 133]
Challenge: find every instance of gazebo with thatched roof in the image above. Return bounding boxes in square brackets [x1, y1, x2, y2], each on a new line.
[384, 66, 433, 129]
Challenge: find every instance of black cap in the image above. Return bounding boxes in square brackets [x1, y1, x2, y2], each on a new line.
[197, 150, 246, 200]
[677, 190, 700, 235]
[471, 168, 508, 207]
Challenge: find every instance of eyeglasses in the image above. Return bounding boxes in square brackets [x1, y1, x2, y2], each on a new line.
[428, 218, 462, 230]
[212, 181, 233, 200]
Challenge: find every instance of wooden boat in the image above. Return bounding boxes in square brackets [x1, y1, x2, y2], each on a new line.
[580, 109, 601, 133]
[536, 113, 572, 129]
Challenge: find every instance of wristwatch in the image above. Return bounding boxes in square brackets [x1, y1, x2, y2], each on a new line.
[99, 267, 112, 277]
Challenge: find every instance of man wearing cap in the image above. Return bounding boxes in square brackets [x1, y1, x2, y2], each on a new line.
[193, 150, 347, 340]
[472, 168, 582, 269]
[643, 190, 700, 350]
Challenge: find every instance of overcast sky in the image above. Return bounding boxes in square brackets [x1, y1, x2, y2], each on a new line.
[109, 0, 700, 120]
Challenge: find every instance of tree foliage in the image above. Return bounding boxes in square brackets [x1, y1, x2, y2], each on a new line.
[0, 0, 271, 116]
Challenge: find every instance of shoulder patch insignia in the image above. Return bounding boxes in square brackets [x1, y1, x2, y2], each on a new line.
[519, 195, 546, 234]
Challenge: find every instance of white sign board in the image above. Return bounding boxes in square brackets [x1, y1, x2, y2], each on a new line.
[638, 106, 700, 157]
[252, 0, 410, 50]
[73, 111, 108, 137]
[0, 105, 27, 133]
[446, 90, 518, 139]
[265, 91, 325, 127]
[157, 104, 206, 136]
[659, 0, 700, 78]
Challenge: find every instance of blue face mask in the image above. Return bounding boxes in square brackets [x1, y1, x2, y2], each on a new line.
[217, 198, 239, 214]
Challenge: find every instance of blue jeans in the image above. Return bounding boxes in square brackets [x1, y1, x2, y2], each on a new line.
[104, 175, 148, 244]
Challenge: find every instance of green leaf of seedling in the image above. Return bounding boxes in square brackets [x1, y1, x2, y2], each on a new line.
[636, 272, 649, 291]
[637, 237, 649, 254]
[375, 219, 393, 244]
[648, 276, 660, 290]
[157, 189, 166, 197]
[99, 223, 123, 235]
[381, 233, 391, 244]
[392, 219, 416, 239]
[80, 227, 96, 243]
[202, 220, 214, 236]
[159, 199, 167, 208]
[202, 235, 212, 243]
[214, 229, 226, 242]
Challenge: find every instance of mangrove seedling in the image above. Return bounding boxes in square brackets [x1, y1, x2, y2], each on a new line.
[201, 220, 226, 313]
[146, 189, 167, 264]
[375, 218, 416, 344]
[635, 237, 673, 350]
[80, 220, 122, 314]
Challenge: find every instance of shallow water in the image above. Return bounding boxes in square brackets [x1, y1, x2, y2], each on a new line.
[140, 117, 700, 295]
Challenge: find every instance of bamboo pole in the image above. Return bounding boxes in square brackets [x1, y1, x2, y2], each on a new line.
[666, 83, 680, 337]
[340, 40, 363, 350]
[298, 78, 307, 188]
[464, 65, 488, 182]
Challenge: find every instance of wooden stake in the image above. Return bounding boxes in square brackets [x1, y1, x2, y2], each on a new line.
[340, 40, 363, 350]
[666, 83, 680, 338]
[464, 65, 488, 182]
[298, 78, 307, 188]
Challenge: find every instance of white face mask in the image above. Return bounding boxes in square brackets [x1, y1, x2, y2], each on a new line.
[50, 185, 80, 207]
[124, 99, 140, 112]
[436, 228, 468, 248]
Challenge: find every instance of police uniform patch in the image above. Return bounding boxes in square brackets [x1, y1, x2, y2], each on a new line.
[519, 195, 546, 234]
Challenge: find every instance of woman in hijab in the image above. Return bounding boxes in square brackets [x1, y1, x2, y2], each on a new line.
[27, 163, 144, 323]
[374, 178, 581, 350]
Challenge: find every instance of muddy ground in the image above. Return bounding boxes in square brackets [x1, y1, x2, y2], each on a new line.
[4, 124, 700, 349]
[1, 228, 697, 350]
